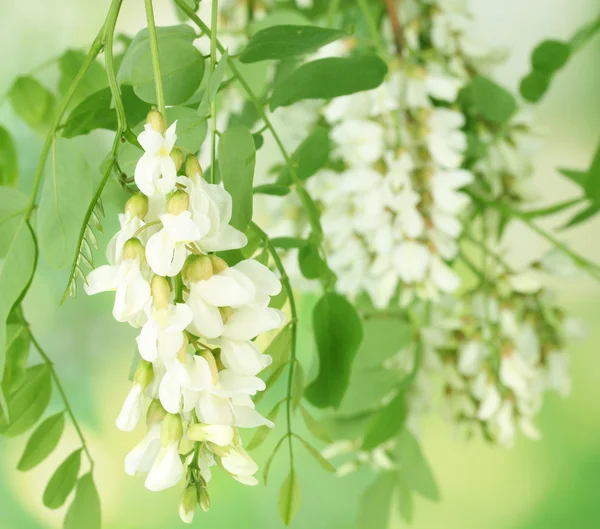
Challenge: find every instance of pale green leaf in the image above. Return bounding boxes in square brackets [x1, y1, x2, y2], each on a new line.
[166, 107, 208, 153]
[0, 126, 18, 186]
[395, 429, 440, 502]
[43, 449, 82, 509]
[2, 323, 30, 395]
[278, 469, 301, 525]
[291, 362, 304, 410]
[271, 237, 306, 249]
[397, 478, 414, 524]
[64, 473, 101, 529]
[253, 184, 291, 196]
[246, 401, 282, 450]
[197, 50, 230, 117]
[58, 50, 108, 108]
[296, 436, 335, 472]
[362, 390, 408, 451]
[299, 405, 332, 444]
[9, 76, 56, 133]
[358, 471, 396, 529]
[17, 412, 65, 471]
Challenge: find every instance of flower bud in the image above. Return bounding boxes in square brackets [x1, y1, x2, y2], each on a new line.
[122, 238, 146, 263]
[133, 360, 154, 389]
[171, 148, 184, 173]
[185, 154, 203, 179]
[198, 484, 210, 512]
[146, 108, 166, 134]
[182, 255, 213, 283]
[125, 193, 149, 220]
[167, 190, 190, 215]
[179, 484, 199, 524]
[209, 255, 228, 274]
[151, 275, 171, 309]
[160, 413, 183, 447]
[146, 399, 168, 428]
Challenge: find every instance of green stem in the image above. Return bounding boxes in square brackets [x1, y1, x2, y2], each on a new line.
[144, 0, 166, 117]
[356, 0, 387, 56]
[104, 0, 126, 128]
[251, 222, 297, 472]
[29, 330, 94, 469]
[209, 0, 219, 184]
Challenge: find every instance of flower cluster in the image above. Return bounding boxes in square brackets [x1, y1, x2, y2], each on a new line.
[85, 110, 284, 523]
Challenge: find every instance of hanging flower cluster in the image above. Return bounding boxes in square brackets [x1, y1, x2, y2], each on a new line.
[85, 110, 285, 523]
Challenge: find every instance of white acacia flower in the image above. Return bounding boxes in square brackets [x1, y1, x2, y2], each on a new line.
[116, 384, 145, 432]
[158, 355, 213, 414]
[426, 108, 467, 169]
[145, 442, 184, 491]
[393, 241, 431, 284]
[219, 446, 259, 486]
[330, 119, 385, 167]
[135, 122, 178, 197]
[125, 423, 162, 477]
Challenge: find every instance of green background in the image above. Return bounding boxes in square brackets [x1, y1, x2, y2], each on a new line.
[1, 0, 600, 527]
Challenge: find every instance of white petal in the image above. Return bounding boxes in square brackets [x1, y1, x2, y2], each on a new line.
[187, 291, 224, 339]
[199, 225, 248, 253]
[116, 384, 144, 432]
[124, 424, 161, 476]
[84, 264, 120, 295]
[233, 260, 282, 296]
[137, 322, 159, 362]
[216, 370, 266, 396]
[223, 307, 285, 341]
[145, 443, 184, 491]
[159, 371, 182, 414]
[196, 392, 234, 425]
[161, 212, 203, 243]
[233, 406, 274, 428]
[220, 339, 270, 376]
[196, 270, 256, 307]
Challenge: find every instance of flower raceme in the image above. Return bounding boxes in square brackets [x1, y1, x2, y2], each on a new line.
[85, 110, 285, 523]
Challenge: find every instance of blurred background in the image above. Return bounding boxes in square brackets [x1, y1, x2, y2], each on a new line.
[1, 0, 600, 527]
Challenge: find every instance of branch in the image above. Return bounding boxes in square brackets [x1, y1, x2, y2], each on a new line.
[384, 0, 403, 55]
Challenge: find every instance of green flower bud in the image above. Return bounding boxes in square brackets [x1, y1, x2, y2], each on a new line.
[179, 484, 199, 523]
[146, 399, 167, 428]
[209, 255, 228, 274]
[146, 108, 166, 134]
[133, 360, 154, 389]
[198, 485, 211, 513]
[161, 413, 183, 446]
[125, 193, 149, 220]
[151, 275, 171, 309]
[185, 154, 203, 179]
[171, 148, 184, 173]
[182, 254, 213, 283]
[122, 238, 146, 263]
[167, 190, 190, 215]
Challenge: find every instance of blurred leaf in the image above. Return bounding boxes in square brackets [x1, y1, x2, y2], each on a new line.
[561, 203, 600, 230]
[397, 478, 414, 524]
[247, 401, 282, 450]
[17, 412, 65, 471]
[521, 198, 583, 219]
[263, 325, 292, 374]
[305, 292, 363, 408]
[58, 50, 107, 107]
[299, 404, 332, 444]
[281, 127, 330, 182]
[296, 435, 335, 472]
[519, 70, 551, 103]
[2, 323, 30, 395]
[272, 237, 306, 249]
[9, 76, 56, 133]
[470, 75, 517, 123]
[583, 142, 600, 203]
[531, 40, 571, 73]
[298, 243, 327, 279]
[167, 107, 208, 153]
[278, 469, 301, 525]
[197, 50, 229, 117]
[291, 362, 305, 410]
[559, 167, 587, 187]
[240, 25, 346, 63]
[118, 25, 205, 105]
[0, 126, 18, 186]
[0, 364, 52, 437]
[358, 471, 396, 529]
[253, 184, 291, 196]
[395, 429, 440, 502]
[64, 473, 101, 529]
[219, 125, 256, 231]
[296, 188, 323, 238]
[43, 449, 82, 509]
[38, 138, 93, 269]
[322, 411, 374, 440]
[362, 390, 408, 450]
[270, 55, 388, 110]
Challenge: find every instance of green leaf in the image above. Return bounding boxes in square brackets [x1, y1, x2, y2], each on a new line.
[470, 75, 517, 123]
[559, 167, 587, 187]
[304, 292, 363, 408]
[2, 324, 30, 395]
[197, 50, 230, 117]
[240, 25, 346, 63]
[395, 429, 440, 502]
[299, 404, 332, 443]
[219, 126, 256, 231]
[118, 25, 205, 106]
[246, 401, 282, 450]
[583, 142, 600, 203]
[296, 435, 335, 472]
[531, 40, 571, 73]
[0, 126, 18, 186]
[298, 243, 327, 279]
[561, 203, 600, 230]
[397, 478, 414, 524]
[17, 412, 65, 471]
[43, 449, 82, 509]
[253, 184, 291, 196]
[9, 76, 56, 133]
[283, 127, 330, 182]
[269, 55, 388, 110]
[278, 469, 301, 525]
[521, 198, 583, 219]
[358, 472, 396, 529]
[166, 107, 208, 153]
[519, 70, 551, 103]
[58, 50, 108, 108]
[291, 362, 305, 410]
[263, 325, 292, 373]
[0, 364, 52, 437]
[38, 138, 94, 269]
[271, 237, 307, 249]
[64, 473, 101, 529]
[255, 363, 288, 406]
[362, 390, 408, 451]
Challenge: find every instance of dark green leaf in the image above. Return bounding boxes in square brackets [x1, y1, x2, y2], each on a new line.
[219, 125, 256, 231]
[296, 188, 322, 238]
[358, 472, 396, 529]
[64, 473, 101, 529]
[197, 50, 229, 116]
[38, 138, 94, 269]
[362, 390, 408, 450]
[559, 167, 587, 187]
[0, 364, 52, 437]
[118, 25, 205, 105]
[470, 75, 517, 123]
[299, 405, 332, 444]
[278, 469, 301, 525]
[583, 142, 600, 203]
[561, 203, 600, 230]
[395, 429, 440, 502]
[253, 184, 291, 196]
[58, 50, 107, 108]
[0, 126, 18, 186]
[305, 292, 363, 408]
[283, 127, 329, 181]
[240, 25, 346, 63]
[167, 107, 208, 153]
[43, 449, 82, 509]
[17, 412, 65, 471]
[519, 70, 551, 103]
[269, 55, 388, 110]
[246, 401, 282, 450]
[9, 76, 56, 133]
[271, 237, 306, 249]
[296, 435, 335, 472]
[531, 40, 570, 73]
[253, 133, 264, 150]
[298, 243, 327, 279]
[521, 198, 583, 219]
